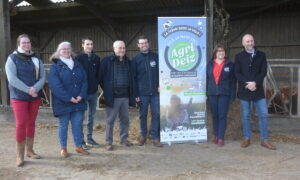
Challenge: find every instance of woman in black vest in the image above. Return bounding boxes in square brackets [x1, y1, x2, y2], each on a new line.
[5, 34, 46, 166]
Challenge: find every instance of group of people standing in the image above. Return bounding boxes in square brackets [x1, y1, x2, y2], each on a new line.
[5, 33, 275, 167]
[5, 34, 161, 167]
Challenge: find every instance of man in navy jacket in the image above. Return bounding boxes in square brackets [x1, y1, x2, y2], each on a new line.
[75, 37, 101, 149]
[235, 34, 276, 150]
[99, 40, 135, 151]
[132, 36, 162, 147]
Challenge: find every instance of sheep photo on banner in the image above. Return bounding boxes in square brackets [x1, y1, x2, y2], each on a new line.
[158, 17, 207, 144]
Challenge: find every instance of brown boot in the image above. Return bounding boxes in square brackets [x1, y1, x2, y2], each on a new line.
[16, 141, 26, 167]
[60, 147, 68, 158]
[137, 137, 146, 146]
[120, 141, 133, 147]
[105, 144, 114, 151]
[261, 140, 276, 150]
[152, 139, 163, 147]
[241, 139, 251, 148]
[26, 137, 41, 159]
[75, 147, 90, 155]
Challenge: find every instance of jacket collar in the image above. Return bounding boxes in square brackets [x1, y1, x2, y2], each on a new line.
[243, 47, 257, 56]
[137, 51, 151, 56]
[209, 58, 231, 65]
[77, 51, 95, 57]
[110, 54, 129, 62]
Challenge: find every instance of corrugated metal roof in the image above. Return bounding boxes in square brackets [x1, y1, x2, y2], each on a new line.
[15, 0, 76, 7]
[16, 1, 31, 7]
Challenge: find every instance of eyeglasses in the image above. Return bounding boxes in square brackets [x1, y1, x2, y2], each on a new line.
[61, 48, 71, 51]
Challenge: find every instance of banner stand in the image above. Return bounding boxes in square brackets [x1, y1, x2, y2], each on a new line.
[158, 17, 208, 144]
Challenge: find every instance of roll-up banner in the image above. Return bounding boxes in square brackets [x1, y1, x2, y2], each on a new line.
[158, 17, 207, 144]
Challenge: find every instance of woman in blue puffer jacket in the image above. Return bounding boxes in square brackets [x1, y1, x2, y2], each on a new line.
[48, 41, 89, 157]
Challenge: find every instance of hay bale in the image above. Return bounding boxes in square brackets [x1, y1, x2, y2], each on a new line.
[125, 100, 245, 142]
[226, 100, 243, 140]
[207, 99, 243, 141]
[129, 114, 140, 142]
[128, 106, 153, 142]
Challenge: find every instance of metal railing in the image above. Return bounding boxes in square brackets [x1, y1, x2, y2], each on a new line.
[267, 59, 300, 117]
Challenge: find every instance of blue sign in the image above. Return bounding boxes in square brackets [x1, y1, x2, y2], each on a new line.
[158, 17, 207, 144]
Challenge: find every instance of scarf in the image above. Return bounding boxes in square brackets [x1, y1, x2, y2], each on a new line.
[60, 56, 74, 70]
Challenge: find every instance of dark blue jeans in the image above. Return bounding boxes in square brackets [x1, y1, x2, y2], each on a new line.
[208, 95, 230, 140]
[82, 93, 98, 141]
[240, 98, 269, 140]
[58, 111, 84, 147]
[139, 94, 160, 140]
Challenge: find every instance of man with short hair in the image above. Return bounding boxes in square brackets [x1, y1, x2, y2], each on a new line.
[234, 34, 276, 150]
[132, 36, 162, 147]
[75, 37, 101, 149]
[99, 40, 135, 151]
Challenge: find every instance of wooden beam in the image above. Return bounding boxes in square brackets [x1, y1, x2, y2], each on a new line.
[230, 42, 300, 48]
[125, 23, 146, 47]
[13, 15, 96, 24]
[13, 6, 201, 24]
[0, 0, 11, 105]
[25, 0, 52, 7]
[231, 0, 292, 20]
[39, 30, 58, 52]
[108, 6, 202, 18]
[205, 0, 214, 61]
[229, 18, 256, 45]
[224, 0, 277, 10]
[96, 26, 117, 42]
[10, 23, 39, 46]
[96, 0, 145, 4]
[76, 0, 120, 39]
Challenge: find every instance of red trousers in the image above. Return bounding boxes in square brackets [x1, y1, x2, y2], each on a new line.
[11, 99, 41, 142]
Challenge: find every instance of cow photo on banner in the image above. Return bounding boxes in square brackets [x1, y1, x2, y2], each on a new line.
[158, 17, 207, 144]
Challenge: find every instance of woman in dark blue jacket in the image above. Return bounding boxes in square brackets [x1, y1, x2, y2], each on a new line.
[48, 41, 89, 157]
[207, 44, 236, 146]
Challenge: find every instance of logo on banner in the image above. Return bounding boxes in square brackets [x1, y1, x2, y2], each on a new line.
[162, 23, 203, 78]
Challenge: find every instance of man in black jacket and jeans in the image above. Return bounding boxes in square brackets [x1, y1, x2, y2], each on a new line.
[132, 36, 162, 147]
[75, 37, 101, 149]
[234, 34, 276, 150]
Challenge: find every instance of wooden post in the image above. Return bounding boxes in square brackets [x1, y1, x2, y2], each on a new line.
[205, 0, 214, 60]
[0, 0, 11, 105]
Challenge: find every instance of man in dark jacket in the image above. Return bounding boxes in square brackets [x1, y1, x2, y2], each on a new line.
[99, 40, 135, 151]
[235, 34, 276, 150]
[132, 36, 162, 147]
[75, 37, 101, 149]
